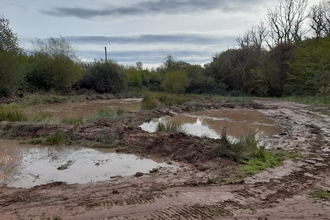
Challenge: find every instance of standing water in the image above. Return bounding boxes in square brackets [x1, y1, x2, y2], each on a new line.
[140, 109, 281, 141]
[0, 140, 170, 188]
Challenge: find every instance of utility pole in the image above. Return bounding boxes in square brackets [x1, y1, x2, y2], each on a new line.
[104, 47, 107, 62]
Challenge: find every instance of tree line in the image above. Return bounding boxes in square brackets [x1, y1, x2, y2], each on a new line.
[1, 0, 330, 97]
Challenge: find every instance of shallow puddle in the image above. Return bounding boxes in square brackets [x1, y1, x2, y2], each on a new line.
[0, 140, 169, 188]
[140, 109, 281, 140]
[23, 98, 142, 119]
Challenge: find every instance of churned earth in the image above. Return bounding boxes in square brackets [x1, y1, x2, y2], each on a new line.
[0, 99, 330, 219]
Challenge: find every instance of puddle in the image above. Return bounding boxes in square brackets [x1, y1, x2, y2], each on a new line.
[0, 140, 169, 188]
[23, 98, 142, 119]
[140, 109, 281, 141]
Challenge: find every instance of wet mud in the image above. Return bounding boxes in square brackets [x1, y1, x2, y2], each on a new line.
[1, 99, 330, 219]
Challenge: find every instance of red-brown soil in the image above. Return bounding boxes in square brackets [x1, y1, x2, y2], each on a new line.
[1, 100, 330, 219]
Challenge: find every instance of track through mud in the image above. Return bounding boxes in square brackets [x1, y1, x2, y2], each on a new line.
[1, 100, 330, 219]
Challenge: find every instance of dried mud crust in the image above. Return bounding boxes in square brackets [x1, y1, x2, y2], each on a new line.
[1, 100, 330, 219]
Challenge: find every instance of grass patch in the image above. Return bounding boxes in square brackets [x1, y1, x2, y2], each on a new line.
[156, 121, 185, 133]
[24, 94, 69, 106]
[30, 112, 60, 124]
[0, 105, 27, 122]
[30, 133, 73, 145]
[141, 92, 190, 110]
[311, 188, 330, 199]
[88, 108, 118, 122]
[282, 95, 330, 105]
[61, 116, 85, 126]
[212, 128, 301, 176]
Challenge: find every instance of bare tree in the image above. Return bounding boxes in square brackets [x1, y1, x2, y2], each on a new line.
[237, 21, 268, 51]
[310, 0, 330, 38]
[266, 0, 308, 47]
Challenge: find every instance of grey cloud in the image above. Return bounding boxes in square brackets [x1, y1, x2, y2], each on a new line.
[42, 0, 259, 19]
[77, 49, 213, 64]
[66, 34, 234, 45]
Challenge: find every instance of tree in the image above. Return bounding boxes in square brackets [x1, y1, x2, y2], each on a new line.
[26, 36, 83, 91]
[309, 0, 330, 38]
[237, 22, 267, 51]
[0, 15, 20, 53]
[161, 70, 190, 94]
[267, 0, 308, 47]
[252, 43, 296, 97]
[79, 60, 127, 93]
[290, 35, 330, 95]
[0, 15, 25, 96]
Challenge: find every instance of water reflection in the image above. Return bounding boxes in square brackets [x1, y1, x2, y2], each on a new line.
[140, 109, 281, 140]
[0, 140, 169, 188]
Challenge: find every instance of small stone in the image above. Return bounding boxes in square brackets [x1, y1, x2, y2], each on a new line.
[135, 172, 144, 177]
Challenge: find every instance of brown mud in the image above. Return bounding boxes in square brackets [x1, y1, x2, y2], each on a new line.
[1, 100, 330, 219]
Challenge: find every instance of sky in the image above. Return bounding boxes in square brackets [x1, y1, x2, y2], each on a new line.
[2, 0, 321, 68]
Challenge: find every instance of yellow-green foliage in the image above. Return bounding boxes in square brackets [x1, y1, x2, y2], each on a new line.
[125, 68, 143, 87]
[161, 70, 190, 94]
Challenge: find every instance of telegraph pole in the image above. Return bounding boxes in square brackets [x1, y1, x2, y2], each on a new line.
[104, 47, 107, 62]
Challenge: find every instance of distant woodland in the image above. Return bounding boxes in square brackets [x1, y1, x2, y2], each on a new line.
[1, 0, 330, 97]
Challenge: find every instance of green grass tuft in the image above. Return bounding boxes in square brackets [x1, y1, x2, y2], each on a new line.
[311, 188, 330, 199]
[46, 133, 72, 145]
[0, 105, 27, 122]
[156, 121, 185, 133]
[61, 116, 85, 126]
[88, 108, 118, 122]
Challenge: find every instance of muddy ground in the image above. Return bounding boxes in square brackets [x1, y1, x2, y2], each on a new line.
[1, 100, 330, 219]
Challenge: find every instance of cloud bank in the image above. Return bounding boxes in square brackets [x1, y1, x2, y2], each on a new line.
[42, 0, 260, 19]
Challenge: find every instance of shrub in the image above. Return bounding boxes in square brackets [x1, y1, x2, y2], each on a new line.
[79, 60, 127, 93]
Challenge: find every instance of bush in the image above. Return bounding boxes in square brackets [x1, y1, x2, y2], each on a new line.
[25, 37, 83, 91]
[79, 60, 127, 93]
[161, 70, 190, 94]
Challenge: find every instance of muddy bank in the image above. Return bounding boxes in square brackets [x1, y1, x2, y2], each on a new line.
[1, 100, 330, 219]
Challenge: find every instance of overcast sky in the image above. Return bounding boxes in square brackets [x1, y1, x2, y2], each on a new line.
[2, 0, 320, 68]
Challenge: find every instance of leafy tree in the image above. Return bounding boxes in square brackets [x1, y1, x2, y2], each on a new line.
[125, 67, 143, 87]
[0, 14, 20, 53]
[0, 15, 25, 96]
[290, 35, 330, 95]
[161, 70, 190, 94]
[252, 43, 296, 97]
[79, 60, 127, 93]
[26, 36, 83, 91]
